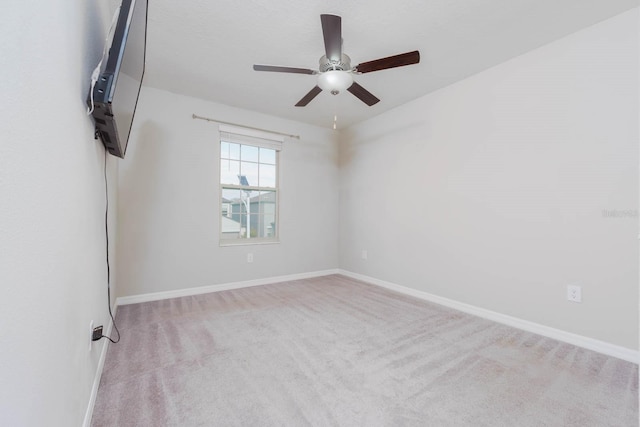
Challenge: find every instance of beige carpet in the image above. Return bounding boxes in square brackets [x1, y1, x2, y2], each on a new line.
[91, 275, 638, 426]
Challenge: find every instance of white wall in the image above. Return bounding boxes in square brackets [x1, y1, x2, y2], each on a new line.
[116, 87, 339, 297]
[339, 9, 638, 350]
[0, 0, 120, 425]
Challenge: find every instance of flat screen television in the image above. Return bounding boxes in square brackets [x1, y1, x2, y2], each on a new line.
[90, 0, 148, 158]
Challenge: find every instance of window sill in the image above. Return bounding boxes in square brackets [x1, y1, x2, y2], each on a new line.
[219, 239, 280, 247]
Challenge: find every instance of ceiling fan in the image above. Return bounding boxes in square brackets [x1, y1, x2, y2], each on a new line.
[253, 14, 420, 107]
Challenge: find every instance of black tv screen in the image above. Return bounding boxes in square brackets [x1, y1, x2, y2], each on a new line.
[91, 0, 148, 158]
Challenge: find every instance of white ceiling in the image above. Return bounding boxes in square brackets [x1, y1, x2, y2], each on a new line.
[143, 0, 637, 129]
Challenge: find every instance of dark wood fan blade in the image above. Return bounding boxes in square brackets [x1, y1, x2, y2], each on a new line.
[347, 82, 380, 106]
[355, 50, 420, 74]
[320, 14, 342, 62]
[253, 65, 317, 75]
[295, 86, 323, 107]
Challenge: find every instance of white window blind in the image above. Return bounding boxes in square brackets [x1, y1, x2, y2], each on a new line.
[219, 124, 284, 151]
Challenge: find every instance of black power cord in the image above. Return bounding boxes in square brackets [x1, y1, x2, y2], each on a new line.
[99, 148, 120, 344]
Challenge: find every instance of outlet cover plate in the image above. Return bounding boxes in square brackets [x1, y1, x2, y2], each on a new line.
[567, 285, 582, 303]
[89, 320, 94, 351]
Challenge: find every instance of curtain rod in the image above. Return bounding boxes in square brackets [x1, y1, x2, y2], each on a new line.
[191, 114, 300, 139]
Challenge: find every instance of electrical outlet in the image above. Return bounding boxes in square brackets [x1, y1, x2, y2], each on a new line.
[89, 321, 94, 351]
[567, 285, 582, 303]
[92, 325, 103, 341]
[361, 250, 368, 260]
[247, 253, 254, 263]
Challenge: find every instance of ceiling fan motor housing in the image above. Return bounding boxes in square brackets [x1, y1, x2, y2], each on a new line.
[319, 54, 352, 72]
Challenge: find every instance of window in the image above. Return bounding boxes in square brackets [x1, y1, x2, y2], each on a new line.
[219, 125, 281, 244]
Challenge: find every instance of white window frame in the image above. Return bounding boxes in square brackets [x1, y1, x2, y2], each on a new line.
[218, 124, 282, 246]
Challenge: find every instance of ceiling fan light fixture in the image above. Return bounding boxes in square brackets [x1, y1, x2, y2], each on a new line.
[318, 70, 353, 95]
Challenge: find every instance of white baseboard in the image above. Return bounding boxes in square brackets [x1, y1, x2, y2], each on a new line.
[113, 268, 638, 364]
[116, 269, 341, 306]
[338, 270, 639, 364]
[82, 269, 636, 425]
[82, 305, 117, 427]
